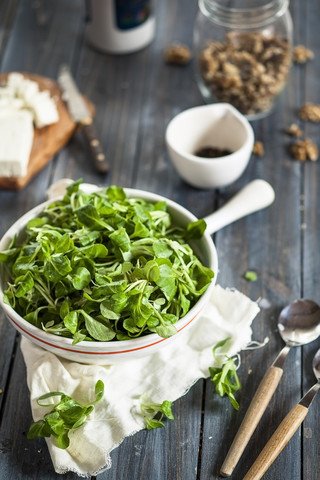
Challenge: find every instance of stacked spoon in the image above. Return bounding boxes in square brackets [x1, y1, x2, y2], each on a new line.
[220, 299, 320, 478]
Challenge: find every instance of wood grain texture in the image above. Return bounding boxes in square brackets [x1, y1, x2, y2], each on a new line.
[0, 1, 19, 58]
[243, 404, 309, 480]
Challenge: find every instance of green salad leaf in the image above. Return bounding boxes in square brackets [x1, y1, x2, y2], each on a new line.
[244, 270, 258, 282]
[1, 180, 214, 343]
[139, 394, 174, 430]
[209, 338, 242, 410]
[27, 380, 104, 449]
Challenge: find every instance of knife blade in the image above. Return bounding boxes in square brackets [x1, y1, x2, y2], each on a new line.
[57, 64, 109, 173]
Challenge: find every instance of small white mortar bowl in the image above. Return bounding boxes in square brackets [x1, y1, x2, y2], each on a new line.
[165, 103, 254, 189]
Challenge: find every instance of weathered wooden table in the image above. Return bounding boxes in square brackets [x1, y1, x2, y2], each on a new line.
[0, 0, 319, 479]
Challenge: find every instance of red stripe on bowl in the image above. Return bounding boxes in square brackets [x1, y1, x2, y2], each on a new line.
[8, 311, 199, 355]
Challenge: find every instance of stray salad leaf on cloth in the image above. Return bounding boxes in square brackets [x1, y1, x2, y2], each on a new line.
[139, 393, 174, 430]
[209, 337, 242, 410]
[27, 380, 104, 449]
[0, 179, 214, 342]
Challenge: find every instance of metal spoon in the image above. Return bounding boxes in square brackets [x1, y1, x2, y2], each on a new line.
[243, 347, 320, 480]
[220, 299, 320, 477]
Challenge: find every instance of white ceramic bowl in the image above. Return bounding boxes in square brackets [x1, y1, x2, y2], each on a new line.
[166, 103, 254, 189]
[0, 187, 218, 365]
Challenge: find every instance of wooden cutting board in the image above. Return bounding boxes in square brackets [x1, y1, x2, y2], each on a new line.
[0, 73, 94, 190]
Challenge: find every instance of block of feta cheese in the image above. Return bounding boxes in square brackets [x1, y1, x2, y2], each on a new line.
[0, 72, 61, 179]
[0, 97, 25, 110]
[4, 72, 59, 128]
[16, 78, 39, 103]
[28, 89, 59, 128]
[0, 85, 16, 99]
[0, 109, 34, 177]
[6, 72, 25, 90]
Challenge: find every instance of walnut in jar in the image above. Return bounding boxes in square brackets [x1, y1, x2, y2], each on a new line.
[194, 0, 293, 120]
[198, 32, 291, 117]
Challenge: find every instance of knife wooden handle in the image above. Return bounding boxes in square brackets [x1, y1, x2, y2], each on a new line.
[81, 122, 109, 173]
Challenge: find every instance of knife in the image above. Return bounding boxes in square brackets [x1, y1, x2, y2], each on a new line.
[57, 64, 109, 173]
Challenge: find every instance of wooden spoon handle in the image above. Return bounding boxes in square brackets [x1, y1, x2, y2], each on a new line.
[243, 404, 308, 480]
[220, 365, 283, 477]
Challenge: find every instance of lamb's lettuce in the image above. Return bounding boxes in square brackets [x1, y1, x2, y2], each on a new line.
[1, 181, 214, 343]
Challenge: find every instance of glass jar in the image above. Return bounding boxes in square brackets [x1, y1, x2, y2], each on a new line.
[193, 0, 293, 120]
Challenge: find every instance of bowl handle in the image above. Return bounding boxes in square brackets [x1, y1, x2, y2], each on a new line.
[204, 179, 275, 235]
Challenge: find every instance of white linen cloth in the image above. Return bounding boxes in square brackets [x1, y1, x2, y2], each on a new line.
[20, 284, 260, 477]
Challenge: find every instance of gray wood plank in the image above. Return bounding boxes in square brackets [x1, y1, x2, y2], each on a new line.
[0, 1, 96, 479]
[0, 342, 81, 479]
[97, 382, 203, 480]
[0, 319, 17, 412]
[198, 0, 308, 477]
[299, 0, 320, 477]
[0, 0, 20, 61]
[1, 0, 85, 77]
